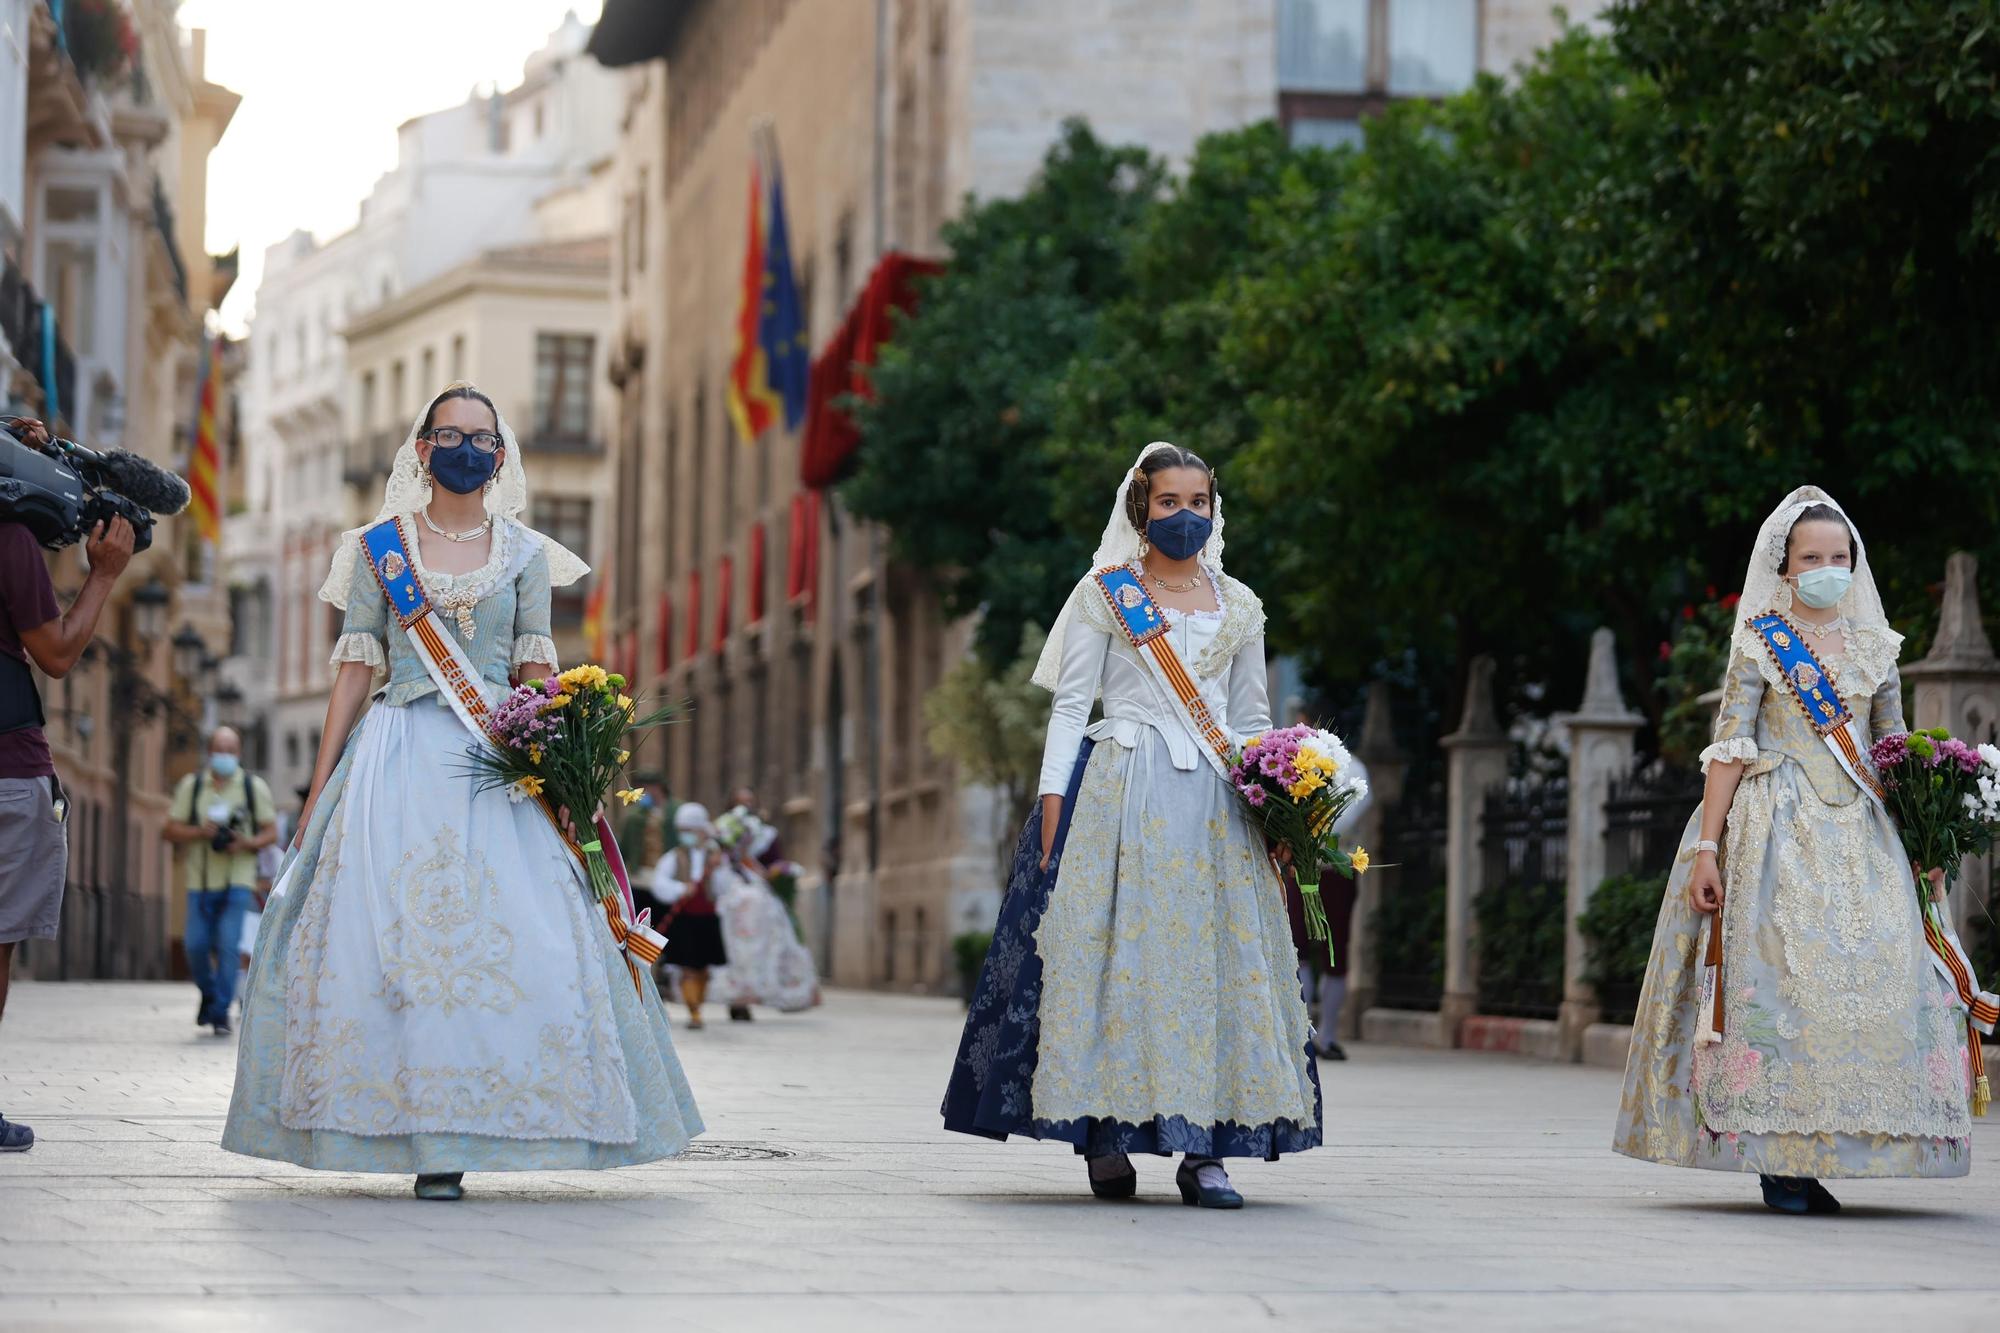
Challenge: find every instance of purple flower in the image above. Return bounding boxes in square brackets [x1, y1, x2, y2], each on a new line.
[1242, 785, 1268, 808]
[1871, 732, 1910, 770]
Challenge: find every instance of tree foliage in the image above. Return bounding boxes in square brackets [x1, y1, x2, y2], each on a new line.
[848, 4, 2000, 731]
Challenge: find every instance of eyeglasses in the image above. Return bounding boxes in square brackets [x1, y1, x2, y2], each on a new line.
[425, 427, 502, 455]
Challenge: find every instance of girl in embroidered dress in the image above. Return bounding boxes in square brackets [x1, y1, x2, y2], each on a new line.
[222, 384, 702, 1200]
[1615, 486, 1974, 1213]
[941, 442, 1320, 1209]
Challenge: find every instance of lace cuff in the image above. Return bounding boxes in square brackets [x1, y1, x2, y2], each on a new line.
[511, 634, 560, 669]
[1698, 737, 1759, 771]
[329, 632, 386, 671]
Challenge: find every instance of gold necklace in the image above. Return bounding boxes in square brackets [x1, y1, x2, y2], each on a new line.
[1146, 566, 1204, 594]
[1798, 615, 1847, 640]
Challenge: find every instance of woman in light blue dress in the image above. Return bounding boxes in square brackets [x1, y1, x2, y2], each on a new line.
[1616, 487, 1975, 1213]
[223, 384, 702, 1199]
[942, 443, 1321, 1209]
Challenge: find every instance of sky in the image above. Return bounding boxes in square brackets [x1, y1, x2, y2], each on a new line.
[176, 0, 604, 335]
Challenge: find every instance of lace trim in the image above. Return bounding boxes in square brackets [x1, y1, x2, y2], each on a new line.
[405, 515, 523, 605]
[1737, 612, 1901, 716]
[511, 634, 560, 670]
[329, 633, 386, 671]
[1193, 571, 1265, 679]
[1698, 737, 1759, 771]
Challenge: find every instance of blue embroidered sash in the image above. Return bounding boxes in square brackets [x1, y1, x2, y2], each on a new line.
[1746, 611, 1883, 802]
[1090, 565, 1234, 779]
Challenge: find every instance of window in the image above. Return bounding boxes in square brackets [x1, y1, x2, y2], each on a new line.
[533, 497, 593, 624]
[534, 333, 594, 441]
[1278, 0, 1480, 143]
[44, 237, 95, 356]
[390, 360, 406, 424]
[359, 371, 376, 431]
[420, 346, 435, 393]
[1388, 0, 1478, 94]
[451, 334, 466, 380]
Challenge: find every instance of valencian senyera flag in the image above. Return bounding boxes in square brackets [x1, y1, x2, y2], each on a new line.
[727, 131, 808, 443]
[583, 568, 608, 663]
[189, 334, 223, 545]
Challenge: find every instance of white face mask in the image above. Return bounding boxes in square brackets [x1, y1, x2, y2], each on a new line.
[1793, 566, 1852, 609]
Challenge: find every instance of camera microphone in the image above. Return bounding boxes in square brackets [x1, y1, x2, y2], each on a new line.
[55, 441, 192, 516]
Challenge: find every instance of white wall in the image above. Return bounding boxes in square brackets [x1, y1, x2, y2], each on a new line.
[0, 0, 27, 248]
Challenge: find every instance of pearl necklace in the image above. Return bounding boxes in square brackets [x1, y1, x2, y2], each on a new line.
[421, 505, 492, 543]
[1797, 615, 1847, 641]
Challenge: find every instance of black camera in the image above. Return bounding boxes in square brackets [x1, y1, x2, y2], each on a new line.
[209, 820, 241, 854]
[0, 420, 191, 553]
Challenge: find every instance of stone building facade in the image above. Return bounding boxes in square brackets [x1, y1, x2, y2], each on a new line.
[591, 0, 1591, 991]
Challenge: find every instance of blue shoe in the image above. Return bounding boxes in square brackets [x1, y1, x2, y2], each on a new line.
[1803, 1179, 1842, 1215]
[0, 1116, 33, 1152]
[1176, 1158, 1244, 1209]
[414, 1172, 464, 1201]
[1759, 1175, 1810, 1215]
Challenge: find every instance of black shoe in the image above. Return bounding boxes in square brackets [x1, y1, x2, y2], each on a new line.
[414, 1172, 465, 1201]
[210, 1016, 232, 1037]
[1759, 1174, 1810, 1215]
[1803, 1179, 1842, 1215]
[1176, 1158, 1244, 1209]
[1086, 1153, 1137, 1200]
[729, 1005, 754, 1022]
[1316, 1041, 1348, 1061]
[0, 1115, 33, 1152]
[197, 994, 212, 1026]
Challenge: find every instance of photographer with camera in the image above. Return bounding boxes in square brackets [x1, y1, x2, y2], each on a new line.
[163, 727, 275, 1037]
[0, 417, 137, 1153]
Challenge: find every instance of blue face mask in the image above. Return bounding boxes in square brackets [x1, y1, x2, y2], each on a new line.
[429, 441, 499, 495]
[209, 753, 240, 779]
[1146, 509, 1213, 562]
[1793, 566, 1852, 610]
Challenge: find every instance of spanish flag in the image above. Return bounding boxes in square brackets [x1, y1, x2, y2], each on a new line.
[584, 572, 608, 663]
[188, 335, 222, 546]
[726, 131, 808, 444]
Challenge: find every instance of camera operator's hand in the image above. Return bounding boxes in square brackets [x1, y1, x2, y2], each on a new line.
[2, 416, 50, 448]
[85, 517, 135, 581]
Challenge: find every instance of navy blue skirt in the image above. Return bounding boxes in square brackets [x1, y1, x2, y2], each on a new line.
[939, 739, 1322, 1160]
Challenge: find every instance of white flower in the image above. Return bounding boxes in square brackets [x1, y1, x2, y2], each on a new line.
[1980, 742, 2000, 773]
[505, 781, 531, 804]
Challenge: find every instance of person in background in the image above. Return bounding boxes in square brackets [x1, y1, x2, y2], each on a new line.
[163, 727, 276, 1037]
[617, 771, 674, 879]
[0, 421, 136, 1151]
[1287, 741, 1370, 1061]
[653, 802, 730, 1029]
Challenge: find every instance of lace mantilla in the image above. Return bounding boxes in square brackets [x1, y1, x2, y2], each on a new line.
[1192, 571, 1265, 680]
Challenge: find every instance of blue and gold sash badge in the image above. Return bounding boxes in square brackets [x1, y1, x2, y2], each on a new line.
[1749, 612, 1850, 734]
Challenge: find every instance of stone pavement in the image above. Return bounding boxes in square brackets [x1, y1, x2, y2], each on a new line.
[4, 984, 2000, 1333]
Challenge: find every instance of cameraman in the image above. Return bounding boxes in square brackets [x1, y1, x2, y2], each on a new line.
[163, 727, 275, 1037]
[0, 417, 136, 1154]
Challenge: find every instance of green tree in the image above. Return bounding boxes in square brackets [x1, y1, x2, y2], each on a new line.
[843, 123, 1166, 665]
[922, 624, 1052, 837]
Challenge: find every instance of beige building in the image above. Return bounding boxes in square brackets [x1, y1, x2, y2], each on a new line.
[589, 0, 1598, 992]
[2, 0, 240, 979]
[340, 237, 614, 666]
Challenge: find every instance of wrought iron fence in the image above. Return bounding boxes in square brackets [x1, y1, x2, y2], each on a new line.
[1476, 776, 1569, 1019]
[1604, 762, 1704, 881]
[1371, 780, 1445, 1011]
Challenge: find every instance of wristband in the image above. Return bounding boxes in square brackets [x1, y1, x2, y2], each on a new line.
[1679, 839, 1720, 863]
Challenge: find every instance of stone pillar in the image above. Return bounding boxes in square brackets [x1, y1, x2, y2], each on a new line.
[1342, 681, 1406, 1039]
[1559, 629, 1643, 1061]
[1441, 656, 1508, 1043]
[1903, 553, 2000, 935]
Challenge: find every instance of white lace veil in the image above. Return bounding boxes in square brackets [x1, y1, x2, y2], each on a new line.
[318, 380, 590, 609]
[1731, 484, 1901, 664]
[1030, 441, 1228, 691]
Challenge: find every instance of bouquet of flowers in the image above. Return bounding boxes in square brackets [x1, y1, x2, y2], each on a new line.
[1869, 728, 2000, 900]
[466, 664, 679, 905]
[1230, 724, 1371, 941]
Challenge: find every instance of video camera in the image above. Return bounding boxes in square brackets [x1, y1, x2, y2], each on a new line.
[0, 418, 191, 553]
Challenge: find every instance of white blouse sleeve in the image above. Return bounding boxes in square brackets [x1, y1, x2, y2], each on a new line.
[651, 853, 689, 905]
[1226, 632, 1274, 744]
[1037, 610, 1112, 798]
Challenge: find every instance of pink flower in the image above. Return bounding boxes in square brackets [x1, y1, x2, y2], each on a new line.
[1242, 785, 1268, 808]
[1722, 1043, 1762, 1096]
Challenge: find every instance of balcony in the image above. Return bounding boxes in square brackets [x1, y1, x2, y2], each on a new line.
[341, 430, 403, 489]
[25, 0, 105, 153]
[526, 433, 605, 458]
[1, 252, 78, 431]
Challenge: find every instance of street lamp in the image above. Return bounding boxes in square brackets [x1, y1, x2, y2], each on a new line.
[132, 579, 169, 644]
[171, 622, 205, 684]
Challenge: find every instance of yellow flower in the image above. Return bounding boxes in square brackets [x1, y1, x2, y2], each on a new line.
[543, 693, 574, 711]
[618, 693, 636, 715]
[1349, 847, 1371, 875]
[528, 744, 543, 765]
[616, 788, 644, 806]
[515, 775, 545, 798]
[616, 750, 631, 764]
[559, 664, 609, 691]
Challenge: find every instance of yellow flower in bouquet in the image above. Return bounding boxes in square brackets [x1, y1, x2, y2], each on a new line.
[616, 788, 644, 805]
[1349, 848, 1371, 874]
[559, 664, 609, 691]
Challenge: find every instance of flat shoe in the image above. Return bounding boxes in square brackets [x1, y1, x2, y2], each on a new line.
[414, 1172, 464, 1201]
[1804, 1179, 1842, 1215]
[1759, 1175, 1809, 1215]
